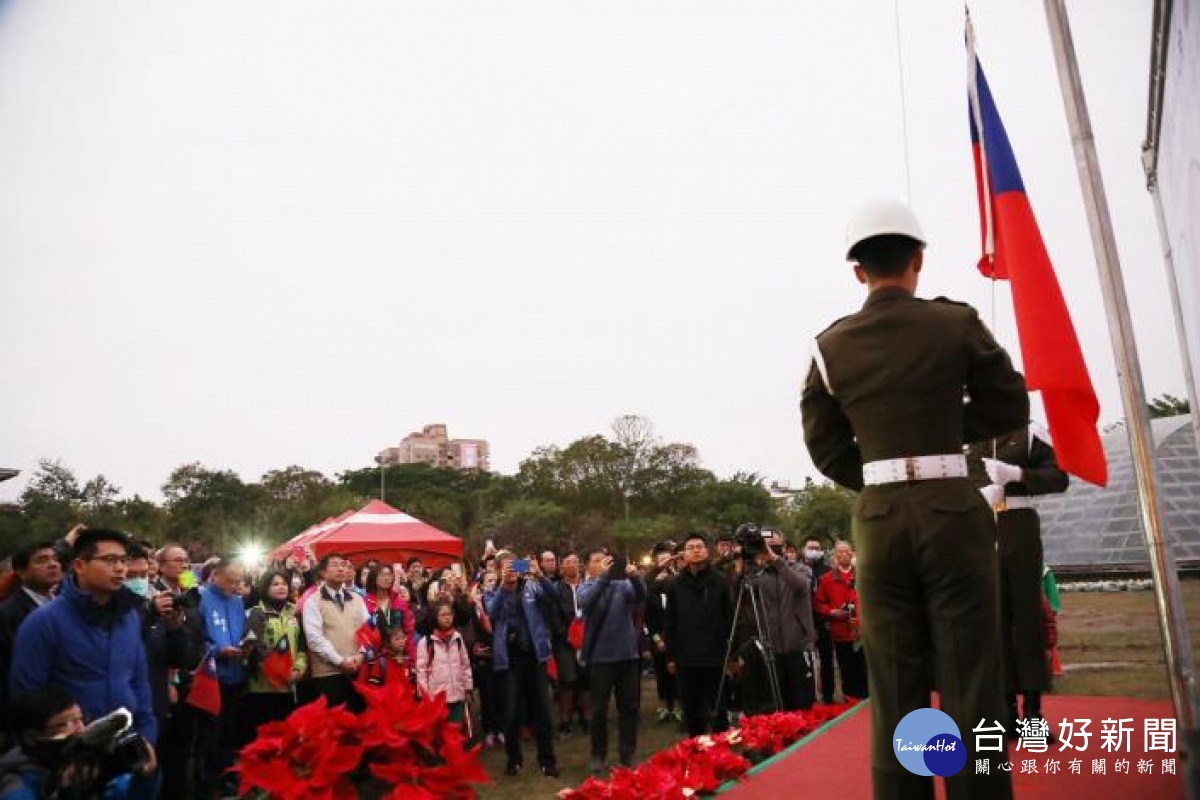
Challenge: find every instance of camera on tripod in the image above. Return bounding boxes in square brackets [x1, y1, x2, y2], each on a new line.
[733, 523, 771, 559]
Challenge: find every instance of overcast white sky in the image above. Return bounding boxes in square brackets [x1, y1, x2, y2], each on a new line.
[0, 1, 1184, 503]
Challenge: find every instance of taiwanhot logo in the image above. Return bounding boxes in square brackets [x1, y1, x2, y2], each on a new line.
[892, 708, 966, 777]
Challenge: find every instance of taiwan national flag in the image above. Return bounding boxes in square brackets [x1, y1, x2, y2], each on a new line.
[261, 636, 294, 690]
[967, 16, 1107, 487]
[187, 649, 222, 716]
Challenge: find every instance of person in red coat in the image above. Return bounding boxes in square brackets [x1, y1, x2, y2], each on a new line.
[813, 541, 868, 699]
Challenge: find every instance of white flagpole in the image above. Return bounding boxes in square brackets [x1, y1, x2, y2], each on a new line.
[966, 8, 1004, 465]
[1042, 3, 1200, 796]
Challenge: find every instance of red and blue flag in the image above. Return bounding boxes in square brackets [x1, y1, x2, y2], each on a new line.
[967, 17, 1107, 487]
[186, 648, 222, 716]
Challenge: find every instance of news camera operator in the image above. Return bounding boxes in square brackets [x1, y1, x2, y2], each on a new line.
[729, 526, 818, 715]
[1, 687, 159, 800]
[9, 530, 159, 800]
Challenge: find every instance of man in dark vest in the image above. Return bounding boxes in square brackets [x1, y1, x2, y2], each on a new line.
[969, 425, 1068, 732]
[802, 200, 1028, 800]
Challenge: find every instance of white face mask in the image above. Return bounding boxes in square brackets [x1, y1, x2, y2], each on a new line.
[804, 548, 823, 562]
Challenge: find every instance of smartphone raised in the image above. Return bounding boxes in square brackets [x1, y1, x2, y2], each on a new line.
[511, 558, 531, 574]
[607, 555, 627, 580]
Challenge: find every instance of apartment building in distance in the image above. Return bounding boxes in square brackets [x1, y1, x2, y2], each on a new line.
[376, 424, 491, 471]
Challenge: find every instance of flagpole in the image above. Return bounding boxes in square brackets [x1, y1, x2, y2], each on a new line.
[1042, 3, 1200, 795]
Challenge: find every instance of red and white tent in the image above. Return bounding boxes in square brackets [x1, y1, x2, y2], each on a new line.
[302, 500, 463, 569]
[268, 509, 355, 563]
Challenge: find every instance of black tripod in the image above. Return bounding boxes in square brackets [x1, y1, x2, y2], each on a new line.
[714, 563, 784, 725]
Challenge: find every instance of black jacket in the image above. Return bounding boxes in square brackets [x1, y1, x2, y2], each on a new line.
[0, 589, 44, 712]
[140, 601, 202, 724]
[664, 565, 732, 667]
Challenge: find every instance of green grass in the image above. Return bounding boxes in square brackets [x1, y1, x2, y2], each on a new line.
[1051, 578, 1200, 699]
[475, 681, 689, 799]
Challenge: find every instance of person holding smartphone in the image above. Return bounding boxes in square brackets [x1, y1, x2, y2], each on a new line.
[576, 548, 645, 776]
[485, 553, 559, 778]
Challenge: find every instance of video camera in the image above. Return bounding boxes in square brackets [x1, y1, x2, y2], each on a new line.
[169, 587, 200, 611]
[734, 523, 771, 558]
[59, 708, 153, 780]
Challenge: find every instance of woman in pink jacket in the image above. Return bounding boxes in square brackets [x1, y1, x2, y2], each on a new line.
[417, 599, 473, 724]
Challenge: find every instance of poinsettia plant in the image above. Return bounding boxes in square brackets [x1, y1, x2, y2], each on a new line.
[559, 702, 857, 800]
[233, 678, 489, 800]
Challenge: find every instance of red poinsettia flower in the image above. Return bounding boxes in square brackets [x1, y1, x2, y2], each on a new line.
[236, 735, 363, 800]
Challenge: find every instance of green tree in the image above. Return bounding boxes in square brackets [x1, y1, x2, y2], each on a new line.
[483, 499, 570, 555]
[110, 495, 169, 542]
[1149, 393, 1190, 418]
[679, 473, 775, 532]
[161, 462, 257, 552]
[609, 515, 680, 557]
[19, 459, 85, 541]
[777, 478, 855, 544]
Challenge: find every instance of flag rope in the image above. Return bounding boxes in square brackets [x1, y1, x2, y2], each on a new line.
[893, 0, 912, 203]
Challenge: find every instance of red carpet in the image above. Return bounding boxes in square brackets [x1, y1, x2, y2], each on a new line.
[720, 695, 1183, 799]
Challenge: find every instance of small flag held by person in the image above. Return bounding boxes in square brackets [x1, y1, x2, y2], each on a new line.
[966, 13, 1107, 487]
[187, 648, 222, 716]
[261, 635, 294, 690]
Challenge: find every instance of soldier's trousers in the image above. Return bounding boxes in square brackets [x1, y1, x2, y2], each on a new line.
[854, 478, 1013, 800]
[997, 509, 1049, 694]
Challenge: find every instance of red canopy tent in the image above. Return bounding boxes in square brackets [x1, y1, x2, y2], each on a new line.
[306, 500, 463, 569]
[268, 509, 355, 563]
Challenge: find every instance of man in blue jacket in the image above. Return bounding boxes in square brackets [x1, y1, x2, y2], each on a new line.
[577, 548, 645, 776]
[9, 528, 159, 799]
[485, 553, 559, 779]
[196, 558, 247, 799]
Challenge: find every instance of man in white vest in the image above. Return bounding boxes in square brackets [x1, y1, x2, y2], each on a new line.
[302, 552, 369, 712]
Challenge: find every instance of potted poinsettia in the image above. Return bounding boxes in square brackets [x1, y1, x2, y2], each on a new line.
[234, 678, 489, 800]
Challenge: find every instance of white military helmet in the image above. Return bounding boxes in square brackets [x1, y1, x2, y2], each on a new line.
[844, 200, 926, 261]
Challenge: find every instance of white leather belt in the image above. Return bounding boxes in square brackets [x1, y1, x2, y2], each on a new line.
[862, 454, 968, 486]
[1001, 495, 1034, 510]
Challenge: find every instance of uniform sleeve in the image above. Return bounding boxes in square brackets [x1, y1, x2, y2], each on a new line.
[961, 310, 1030, 443]
[1014, 433, 1070, 496]
[801, 358, 865, 491]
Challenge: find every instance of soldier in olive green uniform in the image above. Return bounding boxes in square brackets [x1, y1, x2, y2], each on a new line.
[968, 426, 1068, 730]
[801, 201, 1027, 800]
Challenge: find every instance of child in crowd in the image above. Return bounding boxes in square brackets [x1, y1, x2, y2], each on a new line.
[416, 600, 473, 724]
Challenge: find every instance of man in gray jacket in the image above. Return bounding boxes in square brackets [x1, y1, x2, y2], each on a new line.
[577, 547, 645, 775]
[734, 528, 817, 713]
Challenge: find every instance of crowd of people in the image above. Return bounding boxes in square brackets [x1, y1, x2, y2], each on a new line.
[0, 523, 867, 799]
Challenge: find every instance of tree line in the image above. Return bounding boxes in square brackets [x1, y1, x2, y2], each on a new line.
[0, 416, 855, 560]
